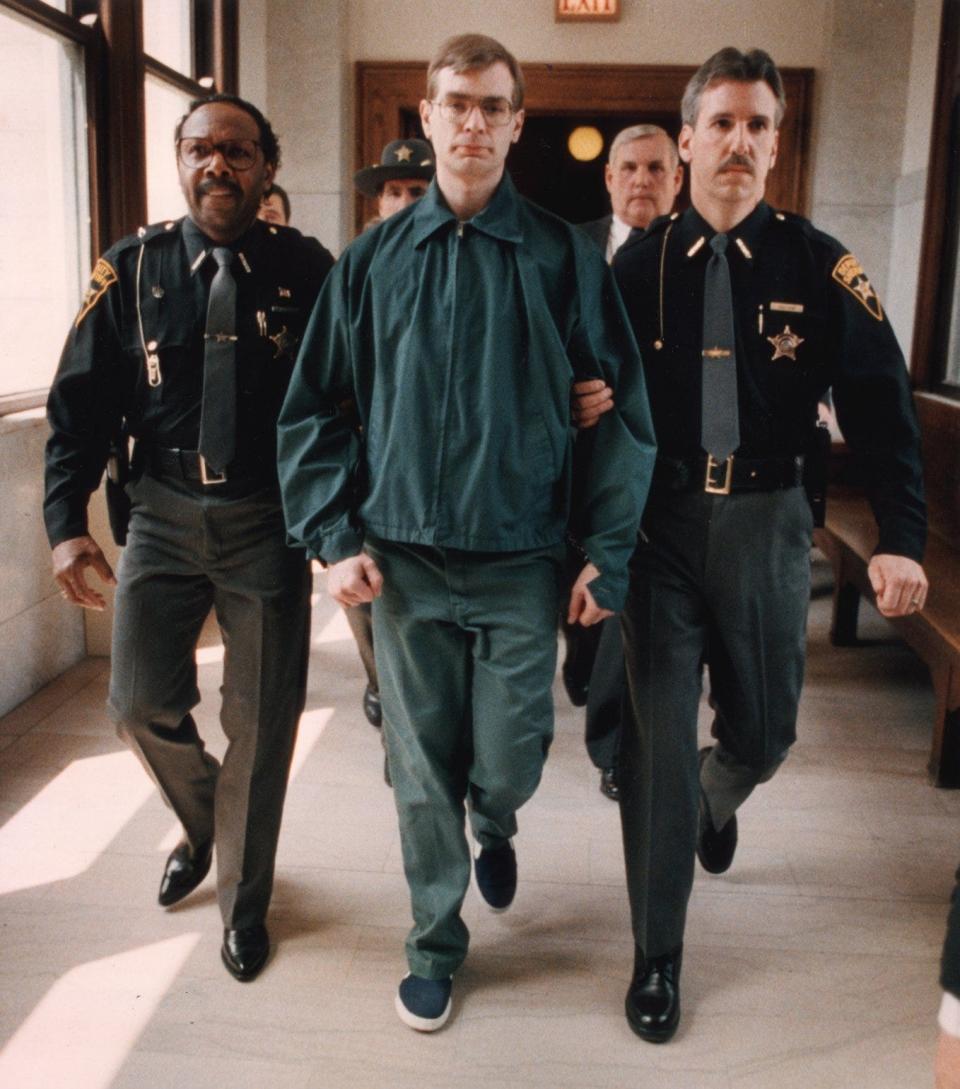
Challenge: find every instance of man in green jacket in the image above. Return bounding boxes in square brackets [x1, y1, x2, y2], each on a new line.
[278, 33, 656, 1032]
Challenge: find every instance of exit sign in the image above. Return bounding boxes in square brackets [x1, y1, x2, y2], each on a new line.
[556, 0, 621, 20]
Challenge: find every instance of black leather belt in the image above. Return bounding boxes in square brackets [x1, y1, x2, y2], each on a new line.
[142, 445, 274, 488]
[653, 453, 804, 495]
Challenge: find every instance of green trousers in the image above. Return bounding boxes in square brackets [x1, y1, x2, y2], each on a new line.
[366, 537, 564, 979]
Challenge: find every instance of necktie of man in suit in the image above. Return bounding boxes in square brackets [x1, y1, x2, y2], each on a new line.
[700, 232, 740, 463]
[198, 247, 237, 475]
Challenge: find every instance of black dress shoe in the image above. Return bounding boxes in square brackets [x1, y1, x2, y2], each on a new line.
[158, 840, 212, 907]
[363, 684, 382, 728]
[697, 746, 738, 874]
[625, 946, 681, 1043]
[221, 925, 270, 982]
[599, 766, 620, 801]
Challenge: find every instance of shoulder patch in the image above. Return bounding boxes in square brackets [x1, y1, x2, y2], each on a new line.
[74, 257, 118, 328]
[831, 253, 884, 321]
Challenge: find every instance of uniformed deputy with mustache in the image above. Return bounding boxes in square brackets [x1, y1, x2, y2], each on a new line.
[613, 47, 928, 1042]
[44, 94, 334, 982]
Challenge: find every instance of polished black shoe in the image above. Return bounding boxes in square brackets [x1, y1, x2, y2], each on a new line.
[221, 924, 270, 982]
[697, 746, 738, 874]
[625, 946, 681, 1043]
[157, 840, 212, 907]
[363, 684, 382, 728]
[599, 766, 620, 801]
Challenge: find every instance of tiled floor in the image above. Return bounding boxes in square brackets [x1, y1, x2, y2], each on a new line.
[0, 555, 955, 1089]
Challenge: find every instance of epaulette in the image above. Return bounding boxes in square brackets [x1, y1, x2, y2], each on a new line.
[108, 219, 181, 258]
[136, 219, 181, 244]
[644, 211, 678, 238]
[770, 207, 819, 239]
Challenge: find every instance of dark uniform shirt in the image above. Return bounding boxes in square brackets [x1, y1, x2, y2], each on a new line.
[614, 201, 926, 561]
[44, 216, 335, 547]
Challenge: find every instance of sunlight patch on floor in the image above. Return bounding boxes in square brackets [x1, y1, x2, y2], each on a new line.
[313, 608, 352, 644]
[0, 751, 154, 895]
[0, 934, 202, 1089]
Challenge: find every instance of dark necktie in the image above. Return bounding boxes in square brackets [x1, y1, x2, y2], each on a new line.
[700, 232, 740, 463]
[198, 247, 237, 475]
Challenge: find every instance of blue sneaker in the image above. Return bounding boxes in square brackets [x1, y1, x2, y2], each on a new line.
[474, 839, 517, 912]
[395, 973, 452, 1032]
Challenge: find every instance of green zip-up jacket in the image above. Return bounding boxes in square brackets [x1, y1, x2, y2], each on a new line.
[278, 175, 656, 611]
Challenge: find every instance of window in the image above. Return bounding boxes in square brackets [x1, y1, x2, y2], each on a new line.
[145, 74, 192, 223]
[142, 0, 192, 76]
[0, 0, 237, 410]
[0, 6, 89, 398]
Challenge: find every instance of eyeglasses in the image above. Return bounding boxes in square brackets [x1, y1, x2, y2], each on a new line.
[430, 96, 516, 127]
[177, 138, 262, 171]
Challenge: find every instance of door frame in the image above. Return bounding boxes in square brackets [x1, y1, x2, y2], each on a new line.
[354, 61, 814, 234]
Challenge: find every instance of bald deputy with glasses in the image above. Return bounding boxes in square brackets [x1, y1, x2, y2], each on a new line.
[44, 93, 334, 982]
[279, 34, 655, 1030]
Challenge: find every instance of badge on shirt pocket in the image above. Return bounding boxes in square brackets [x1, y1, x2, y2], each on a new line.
[767, 325, 805, 361]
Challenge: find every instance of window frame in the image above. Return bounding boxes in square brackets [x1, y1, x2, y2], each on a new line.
[912, 0, 960, 399]
[0, 0, 237, 413]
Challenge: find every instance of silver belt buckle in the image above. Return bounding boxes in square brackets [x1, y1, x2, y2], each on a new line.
[199, 455, 227, 485]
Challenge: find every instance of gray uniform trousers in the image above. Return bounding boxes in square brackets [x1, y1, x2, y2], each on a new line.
[366, 537, 563, 980]
[619, 486, 812, 957]
[584, 614, 626, 771]
[107, 473, 311, 929]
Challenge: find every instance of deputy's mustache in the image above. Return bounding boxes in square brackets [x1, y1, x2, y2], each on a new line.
[197, 179, 244, 197]
[718, 154, 754, 174]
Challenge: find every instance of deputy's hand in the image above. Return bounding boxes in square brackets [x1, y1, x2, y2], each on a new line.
[327, 553, 384, 607]
[572, 379, 614, 429]
[52, 534, 116, 611]
[567, 562, 613, 627]
[867, 553, 928, 617]
[936, 1029, 960, 1089]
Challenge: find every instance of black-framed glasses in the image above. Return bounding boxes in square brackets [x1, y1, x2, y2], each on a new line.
[177, 138, 262, 171]
[430, 96, 515, 127]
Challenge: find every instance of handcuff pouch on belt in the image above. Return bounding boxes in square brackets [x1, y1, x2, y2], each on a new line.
[105, 427, 132, 546]
[802, 421, 831, 528]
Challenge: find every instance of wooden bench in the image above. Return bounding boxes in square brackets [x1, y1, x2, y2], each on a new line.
[814, 395, 960, 786]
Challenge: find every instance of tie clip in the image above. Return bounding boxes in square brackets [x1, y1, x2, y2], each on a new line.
[205, 332, 238, 343]
[702, 347, 732, 359]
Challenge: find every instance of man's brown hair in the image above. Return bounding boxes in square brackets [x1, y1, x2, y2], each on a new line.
[426, 33, 525, 111]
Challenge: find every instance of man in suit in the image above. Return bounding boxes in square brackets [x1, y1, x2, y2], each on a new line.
[579, 123, 683, 263]
[569, 124, 683, 801]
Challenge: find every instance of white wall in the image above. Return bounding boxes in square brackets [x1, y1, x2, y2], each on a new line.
[262, 0, 354, 252]
[887, 0, 941, 363]
[0, 413, 85, 716]
[347, 0, 830, 65]
[809, 0, 919, 311]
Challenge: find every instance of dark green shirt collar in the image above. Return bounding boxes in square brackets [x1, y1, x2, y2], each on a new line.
[411, 173, 524, 248]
